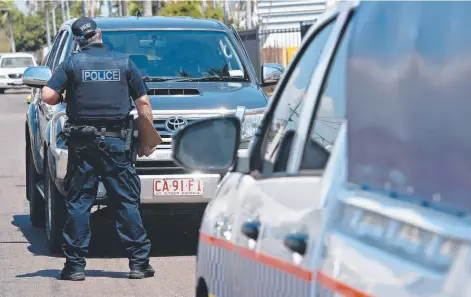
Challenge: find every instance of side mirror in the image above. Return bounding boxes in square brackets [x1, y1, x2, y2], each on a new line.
[22, 66, 51, 88]
[172, 116, 241, 174]
[261, 63, 284, 87]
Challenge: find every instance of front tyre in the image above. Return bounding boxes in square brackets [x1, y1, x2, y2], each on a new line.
[26, 137, 45, 228]
[44, 155, 66, 254]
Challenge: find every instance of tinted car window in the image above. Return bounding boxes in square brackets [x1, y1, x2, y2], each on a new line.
[46, 31, 64, 68]
[262, 21, 335, 169]
[102, 30, 247, 80]
[53, 31, 70, 70]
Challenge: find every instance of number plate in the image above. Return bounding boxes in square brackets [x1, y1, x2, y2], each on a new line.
[153, 178, 204, 196]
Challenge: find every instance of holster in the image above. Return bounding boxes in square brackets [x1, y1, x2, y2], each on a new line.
[63, 119, 137, 156]
[127, 115, 140, 164]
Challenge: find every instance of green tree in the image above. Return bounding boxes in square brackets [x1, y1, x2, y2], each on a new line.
[158, 0, 224, 21]
[13, 12, 47, 52]
[128, 1, 143, 16]
[204, 2, 224, 21]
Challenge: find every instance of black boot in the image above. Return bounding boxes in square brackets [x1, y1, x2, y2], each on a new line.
[59, 267, 85, 281]
[128, 264, 155, 279]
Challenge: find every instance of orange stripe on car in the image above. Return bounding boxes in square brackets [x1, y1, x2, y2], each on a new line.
[316, 271, 374, 297]
[199, 232, 235, 251]
[200, 232, 312, 282]
[200, 232, 374, 296]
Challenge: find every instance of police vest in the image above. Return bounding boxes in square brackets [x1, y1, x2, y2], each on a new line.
[66, 46, 132, 122]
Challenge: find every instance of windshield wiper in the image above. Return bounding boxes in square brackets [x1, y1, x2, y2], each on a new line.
[142, 76, 180, 82]
[170, 76, 248, 82]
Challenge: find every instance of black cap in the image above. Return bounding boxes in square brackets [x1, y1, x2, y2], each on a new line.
[72, 17, 97, 39]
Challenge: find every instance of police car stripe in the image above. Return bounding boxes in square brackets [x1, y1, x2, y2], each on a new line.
[316, 271, 374, 297]
[238, 245, 313, 282]
[199, 232, 313, 297]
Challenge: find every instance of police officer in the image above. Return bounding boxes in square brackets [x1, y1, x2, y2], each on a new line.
[42, 17, 155, 281]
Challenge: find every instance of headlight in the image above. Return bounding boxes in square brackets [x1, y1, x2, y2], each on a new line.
[0, 74, 6, 79]
[241, 112, 264, 140]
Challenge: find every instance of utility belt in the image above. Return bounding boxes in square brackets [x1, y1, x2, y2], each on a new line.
[63, 116, 140, 162]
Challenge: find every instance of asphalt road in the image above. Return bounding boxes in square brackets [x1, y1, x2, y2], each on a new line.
[0, 90, 197, 297]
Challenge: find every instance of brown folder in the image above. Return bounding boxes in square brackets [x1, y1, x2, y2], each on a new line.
[137, 113, 162, 157]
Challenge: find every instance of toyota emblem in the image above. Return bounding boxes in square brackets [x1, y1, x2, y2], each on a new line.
[165, 116, 188, 133]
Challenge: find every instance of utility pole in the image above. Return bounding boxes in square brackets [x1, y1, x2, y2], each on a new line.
[8, 13, 14, 52]
[65, 0, 70, 20]
[201, 0, 207, 15]
[51, 2, 57, 36]
[83, 0, 87, 16]
[45, 5, 51, 48]
[120, 0, 128, 16]
[246, 0, 252, 29]
[143, 0, 152, 16]
[108, 0, 113, 16]
[61, 0, 66, 23]
[223, 0, 229, 24]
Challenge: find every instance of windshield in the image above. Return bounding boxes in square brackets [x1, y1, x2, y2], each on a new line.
[101, 30, 248, 80]
[1, 57, 35, 68]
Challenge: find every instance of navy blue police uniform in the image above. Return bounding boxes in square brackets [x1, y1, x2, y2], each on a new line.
[45, 17, 154, 281]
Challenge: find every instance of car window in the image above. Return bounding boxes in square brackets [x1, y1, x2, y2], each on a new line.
[101, 30, 247, 80]
[299, 17, 353, 171]
[0, 56, 35, 68]
[261, 21, 335, 171]
[46, 31, 64, 68]
[53, 31, 70, 70]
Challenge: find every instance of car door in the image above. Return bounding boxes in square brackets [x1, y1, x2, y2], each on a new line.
[37, 30, 65, 160]
[228, 8, 350, 297]
[38, 29, 71, 152]
[196, 10, 340, 297]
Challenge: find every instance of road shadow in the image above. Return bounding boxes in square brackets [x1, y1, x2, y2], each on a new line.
[12, 208, 201, 259]
[16, 269, 128, 279]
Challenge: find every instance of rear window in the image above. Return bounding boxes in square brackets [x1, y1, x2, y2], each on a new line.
[102, 30, 247, 80]
[1, 57, 35, 68]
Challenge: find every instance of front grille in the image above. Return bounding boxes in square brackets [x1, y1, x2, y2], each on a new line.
[135, 160, 187, 175]
[8, 74, 22, 79]
[154, 118, 198, 149]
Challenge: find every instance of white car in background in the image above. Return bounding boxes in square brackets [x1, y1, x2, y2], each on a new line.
[0, 53, 37, 94]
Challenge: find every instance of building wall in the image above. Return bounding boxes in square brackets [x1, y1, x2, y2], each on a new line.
[257, 0, 328, 31]
[257, 0, 336, 66]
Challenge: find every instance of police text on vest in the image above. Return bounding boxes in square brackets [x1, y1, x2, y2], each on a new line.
[82, 69, 121, 82]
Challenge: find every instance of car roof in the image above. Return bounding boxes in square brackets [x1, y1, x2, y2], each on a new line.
[62, 16, 226, 31]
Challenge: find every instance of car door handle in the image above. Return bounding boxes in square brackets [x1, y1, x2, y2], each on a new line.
[241, 220, 261, 241]
[283, 232, 308, 256]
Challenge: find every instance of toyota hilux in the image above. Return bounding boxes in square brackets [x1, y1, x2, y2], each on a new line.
[23, 16, 283, 253]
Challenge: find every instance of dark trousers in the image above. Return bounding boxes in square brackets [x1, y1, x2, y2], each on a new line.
[62, 136, 151, 271]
